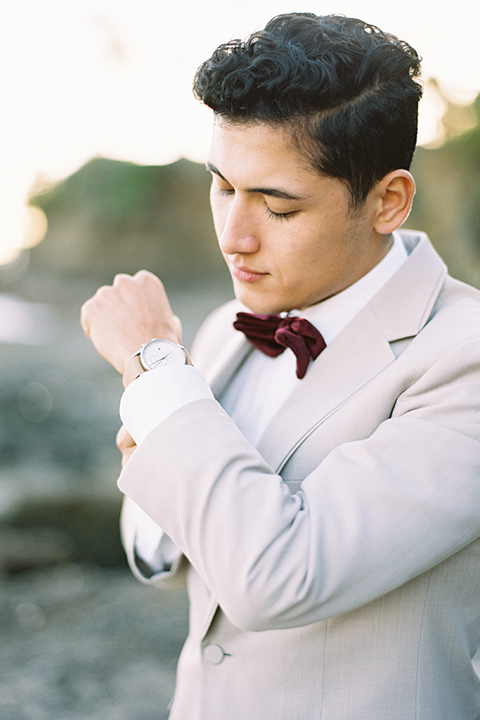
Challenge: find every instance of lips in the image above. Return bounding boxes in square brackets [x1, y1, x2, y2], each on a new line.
[230, 264, 268, 283]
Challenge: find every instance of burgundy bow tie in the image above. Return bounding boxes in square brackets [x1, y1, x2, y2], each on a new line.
[234, 312, 326, 379]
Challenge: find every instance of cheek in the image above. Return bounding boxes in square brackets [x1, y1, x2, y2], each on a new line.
[279, 232, 337, 292]
[283, 231, 326, 271]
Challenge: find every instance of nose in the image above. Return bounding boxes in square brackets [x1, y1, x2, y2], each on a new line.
[217, 196, 260, 257]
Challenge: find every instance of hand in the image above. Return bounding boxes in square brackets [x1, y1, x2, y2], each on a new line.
[116, 425, 137, 468]
[80, 270, 182, 374]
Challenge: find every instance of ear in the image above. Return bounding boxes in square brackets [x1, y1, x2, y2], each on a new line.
[373, 170, 416, 234]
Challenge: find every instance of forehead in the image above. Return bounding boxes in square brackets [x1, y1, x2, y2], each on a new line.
[208, 119, 314, 179]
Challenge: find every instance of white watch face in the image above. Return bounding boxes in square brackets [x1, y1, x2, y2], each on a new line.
[140, 340, 186, 370]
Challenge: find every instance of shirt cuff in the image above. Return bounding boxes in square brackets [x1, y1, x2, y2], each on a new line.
[133, 503, 182, 576]
[119, 364, 214, 445]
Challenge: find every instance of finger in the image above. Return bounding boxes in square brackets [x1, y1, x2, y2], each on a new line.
[173, 314, 182, 340]
[116, 425, 136, 452]
[80, 302, 91, 336]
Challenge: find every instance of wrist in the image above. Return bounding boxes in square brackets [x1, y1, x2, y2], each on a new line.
[123, 354, 145, 388]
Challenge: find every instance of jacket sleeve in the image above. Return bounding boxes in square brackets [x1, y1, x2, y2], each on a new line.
[120, 496, 188, 589]
[118, 337, 480, 631]
[117, 304, 239, 589]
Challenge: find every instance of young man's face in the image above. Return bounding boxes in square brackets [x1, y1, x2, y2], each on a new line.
[207, 120, 391, 314]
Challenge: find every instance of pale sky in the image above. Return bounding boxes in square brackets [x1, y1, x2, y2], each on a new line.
[1, 0, 479, 264]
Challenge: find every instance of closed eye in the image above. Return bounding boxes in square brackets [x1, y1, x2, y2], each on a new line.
[265, 206, 295, 221]
[209, 175, 235, 197]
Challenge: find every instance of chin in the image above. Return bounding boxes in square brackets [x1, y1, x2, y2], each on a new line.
[236, 295, 292, 316]
[233, 281, 299, 315]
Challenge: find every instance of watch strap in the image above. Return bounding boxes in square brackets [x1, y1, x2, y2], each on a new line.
[123, 352, 145, 388]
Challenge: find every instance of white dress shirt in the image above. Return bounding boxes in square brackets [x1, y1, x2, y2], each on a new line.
[121, 232, 407, 569]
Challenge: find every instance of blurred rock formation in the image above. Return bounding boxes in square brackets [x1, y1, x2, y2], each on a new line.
[28, 157, 226, 285]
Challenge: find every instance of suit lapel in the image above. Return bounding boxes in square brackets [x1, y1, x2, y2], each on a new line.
[202, 330, 253, 397]
[199, 232, 447, 474]
[257, 232, 447, 472]
[368, 230, 446, 342]
[256, 303, 396, 471]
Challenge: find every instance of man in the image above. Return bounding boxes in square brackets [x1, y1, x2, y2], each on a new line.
[81, 13, 480, 720]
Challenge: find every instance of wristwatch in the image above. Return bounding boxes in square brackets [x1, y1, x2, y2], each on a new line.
[123, 338, 192, 388]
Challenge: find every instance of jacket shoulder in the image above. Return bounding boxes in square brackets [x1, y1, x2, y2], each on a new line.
[430, 273, 480, 343]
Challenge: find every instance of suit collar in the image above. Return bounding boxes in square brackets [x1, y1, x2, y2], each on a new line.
[369, 230, 446, 341]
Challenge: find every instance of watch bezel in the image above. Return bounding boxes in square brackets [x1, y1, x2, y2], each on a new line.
[139, 339, 187, 371]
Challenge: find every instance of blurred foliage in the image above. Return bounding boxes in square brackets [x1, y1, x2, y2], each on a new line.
[29, 157, 227, 285]
[409, 91, 480, 287]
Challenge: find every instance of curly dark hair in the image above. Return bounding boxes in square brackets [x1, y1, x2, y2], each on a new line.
[193, 13, 423, 207]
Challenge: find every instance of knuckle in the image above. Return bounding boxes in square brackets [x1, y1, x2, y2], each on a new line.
[136, 269, 163, 288]
[113, 273, 132, 287]
[81, 295, 95, 316]
[91, 283, 110, 300]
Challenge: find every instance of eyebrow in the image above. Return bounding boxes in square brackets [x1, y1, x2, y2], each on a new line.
[206, 162, 307, 201]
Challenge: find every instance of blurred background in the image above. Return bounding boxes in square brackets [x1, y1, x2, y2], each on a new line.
[1, 1, 479, 718]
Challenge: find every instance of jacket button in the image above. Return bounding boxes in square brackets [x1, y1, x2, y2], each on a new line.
[203, 643, 226, 664]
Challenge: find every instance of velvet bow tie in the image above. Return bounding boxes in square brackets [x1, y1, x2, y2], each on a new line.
[234, 312, 326, 379]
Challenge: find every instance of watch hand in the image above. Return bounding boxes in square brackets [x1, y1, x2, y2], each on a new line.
[151, 354, 168, 366]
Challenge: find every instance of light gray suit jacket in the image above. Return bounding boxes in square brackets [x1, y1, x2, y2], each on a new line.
[119, 230, 480, 719]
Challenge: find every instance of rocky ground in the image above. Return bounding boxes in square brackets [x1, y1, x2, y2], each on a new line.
[0, 268, 232, 720]
[0, 563, 188, 720]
